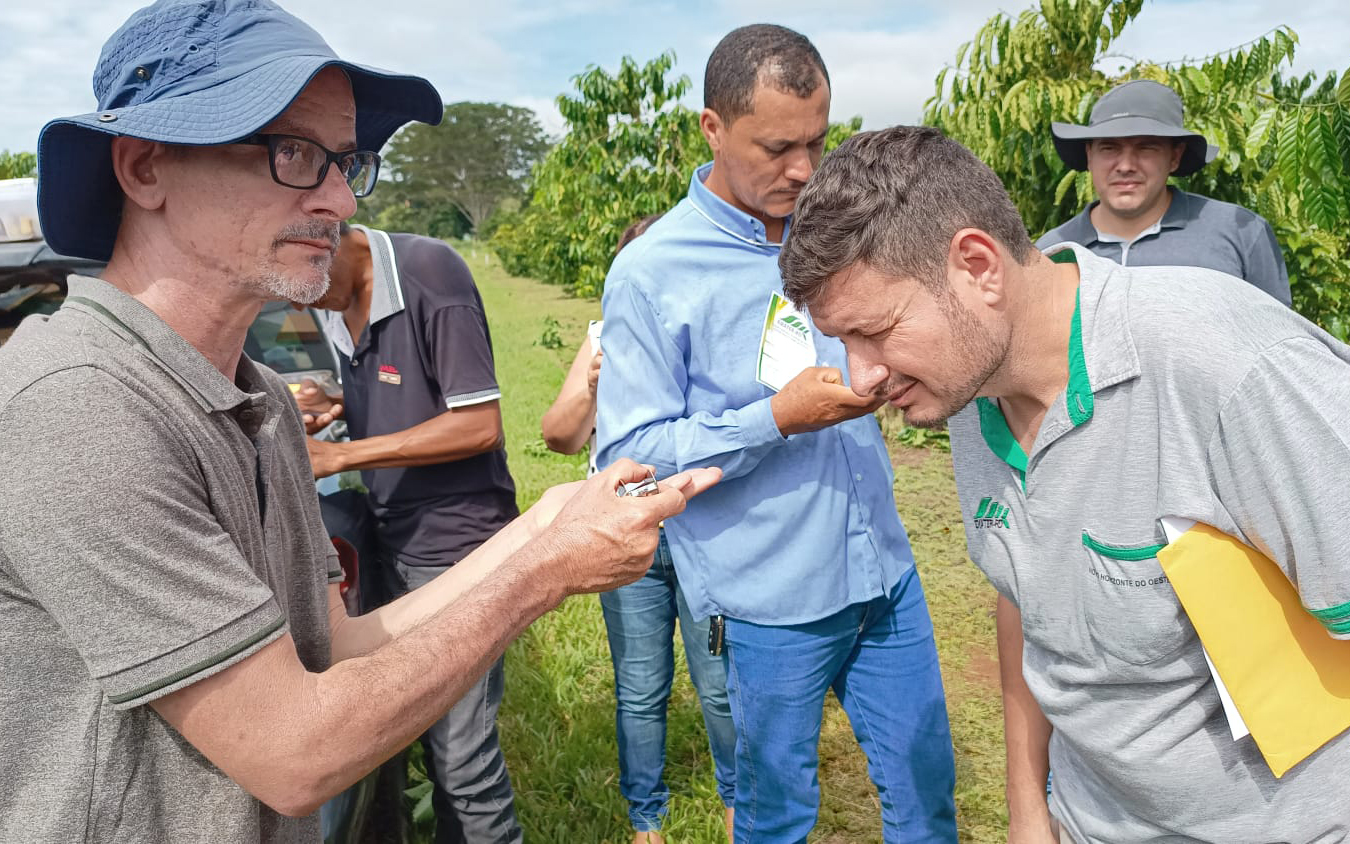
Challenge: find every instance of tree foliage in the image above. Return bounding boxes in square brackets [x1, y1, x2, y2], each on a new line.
[361, 102, 548, 237]
[0, 150, 36, 180]
[492, 52, 863, 298]
[925, 0, 1350, 338]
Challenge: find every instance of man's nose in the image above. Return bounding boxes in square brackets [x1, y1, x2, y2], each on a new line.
[848, 356, 889, 398]
[305, 159, 359, 221]
[784, 147, 814, 185]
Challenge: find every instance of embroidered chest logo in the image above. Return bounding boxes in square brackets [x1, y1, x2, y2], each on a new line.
[973, 497, 1011, 529]
[377, 364, 402, 385]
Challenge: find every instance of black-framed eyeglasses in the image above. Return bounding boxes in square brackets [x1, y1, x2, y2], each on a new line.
[237, 133, 381, 198]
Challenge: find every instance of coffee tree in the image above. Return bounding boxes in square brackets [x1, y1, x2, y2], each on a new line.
[492, 52, 862, 297]
[925, 0, 1350, 337]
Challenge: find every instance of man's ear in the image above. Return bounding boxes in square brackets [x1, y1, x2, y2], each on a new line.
[699, 107, 724, 154]
[109, 136, 174, 211]
[1169, 141, 1186, 175]
[949, 228, 1006, 306]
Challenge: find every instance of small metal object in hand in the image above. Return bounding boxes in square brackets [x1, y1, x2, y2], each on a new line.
[615, 469, 660, 498]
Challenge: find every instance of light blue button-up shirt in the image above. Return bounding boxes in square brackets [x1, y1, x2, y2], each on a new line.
[596, 163, 915, 625]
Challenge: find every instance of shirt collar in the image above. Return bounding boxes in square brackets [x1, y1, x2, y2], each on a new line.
[62, 275, 264, 414]
[974, 244, 1140, 476]
[1157, 187, 1191, 230]
[687, 162, 784, 249]
[355, 225, 405, 324]
[319, 225, 406, 357]
[1068, 186, 1191, 247]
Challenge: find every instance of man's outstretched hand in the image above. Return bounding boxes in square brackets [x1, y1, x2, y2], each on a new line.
[527, 459, 721, 596]
[770, 366, 885, 437]
[295, 377, 344, 435]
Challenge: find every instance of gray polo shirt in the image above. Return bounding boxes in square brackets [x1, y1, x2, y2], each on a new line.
[1036, 187, 1292, 306]
[948, 246, 1350, 842]
[0, 276, 340, 843]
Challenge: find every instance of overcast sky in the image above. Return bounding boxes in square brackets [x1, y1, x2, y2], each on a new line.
[1, 0, 1345, 153]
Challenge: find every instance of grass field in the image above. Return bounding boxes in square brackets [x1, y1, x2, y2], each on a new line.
[455, 243, 1008, 843]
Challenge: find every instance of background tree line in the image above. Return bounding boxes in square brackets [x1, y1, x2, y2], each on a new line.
[0, 151, 36, 180]
[5, 0, 1346, 335]
[487, 0, 1348, 334]
[489, 51, 861, 298]
[353, 101, 549, 240]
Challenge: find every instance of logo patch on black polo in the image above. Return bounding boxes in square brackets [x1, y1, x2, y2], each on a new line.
[973, 497, 1011, 529]
[377, 364, 402, 385]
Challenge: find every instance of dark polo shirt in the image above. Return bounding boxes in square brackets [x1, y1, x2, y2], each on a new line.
[319, 228, 516, 566]
[1036, 188, 1291, 306]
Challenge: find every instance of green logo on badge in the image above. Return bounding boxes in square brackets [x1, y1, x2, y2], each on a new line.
[781, 314, 810, 335]
[974, 497, 1011, 529]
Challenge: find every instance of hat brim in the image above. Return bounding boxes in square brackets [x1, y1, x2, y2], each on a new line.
[1051, 117, 1215, 178]
[37, 55, 443, 261]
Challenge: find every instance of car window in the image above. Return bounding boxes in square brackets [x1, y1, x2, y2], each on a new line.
[244, 300, 342, 391]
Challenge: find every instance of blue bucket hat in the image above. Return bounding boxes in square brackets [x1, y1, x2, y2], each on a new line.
[37, 0, 444, 261]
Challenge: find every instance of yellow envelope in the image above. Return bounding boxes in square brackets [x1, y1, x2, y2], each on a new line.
[1158, 522, 1350, 777]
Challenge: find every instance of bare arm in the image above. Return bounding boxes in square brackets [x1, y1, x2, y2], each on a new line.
[541, 341, 600, 455]
[998, 594, 1056, 843]
[150, 462, 721, 817]
[307, 401, 503, 479]
[326, 480, 583, 661]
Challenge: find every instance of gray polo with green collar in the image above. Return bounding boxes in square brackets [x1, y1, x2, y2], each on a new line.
[948, 245, 1350, 842]
[0, 276, 340, 842]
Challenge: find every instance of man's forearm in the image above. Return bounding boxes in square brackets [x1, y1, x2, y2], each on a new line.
[153, 537, 566, 817]
[336, 402, 503, 471]
[330, 513, 539, 661]
[301, 542, 565, 811]
[998, 594, 1054, 827]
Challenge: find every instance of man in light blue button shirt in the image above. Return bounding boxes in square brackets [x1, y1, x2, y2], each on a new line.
[596, 24, 957, 844]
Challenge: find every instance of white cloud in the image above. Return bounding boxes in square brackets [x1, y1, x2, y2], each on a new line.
[1105, 0, 1347, 79]
[508, 95, 567, 139]
[1, 0, 1345, 156]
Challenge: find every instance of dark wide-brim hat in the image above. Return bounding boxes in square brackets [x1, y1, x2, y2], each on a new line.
[1051, 79, 1217, 178]
[37, 0, 444, 262]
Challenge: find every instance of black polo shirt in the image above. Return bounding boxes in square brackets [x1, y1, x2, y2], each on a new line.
[321, 228, 516, 566]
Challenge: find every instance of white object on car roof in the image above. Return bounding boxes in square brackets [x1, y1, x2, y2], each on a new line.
[0, 178, 42, 243]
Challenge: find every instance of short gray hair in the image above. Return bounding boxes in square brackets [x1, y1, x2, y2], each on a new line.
[780, 126, 1034, 307]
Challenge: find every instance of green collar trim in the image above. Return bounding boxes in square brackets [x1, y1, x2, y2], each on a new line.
[976, 397, 1028, 485]
[1066, 291, 1093, 426]
[1048, 249, 1094, 426]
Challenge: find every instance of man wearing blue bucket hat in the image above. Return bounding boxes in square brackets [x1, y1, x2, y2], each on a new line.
[1037, 79, 1291, 306]
[0, 2, 721, 842]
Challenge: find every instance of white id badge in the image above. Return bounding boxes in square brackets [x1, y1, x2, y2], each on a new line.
[755, 292, 816, 391]
[587, 319, 603, 356]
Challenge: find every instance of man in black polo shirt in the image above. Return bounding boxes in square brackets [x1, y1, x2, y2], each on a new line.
[302, 222, 521, 843]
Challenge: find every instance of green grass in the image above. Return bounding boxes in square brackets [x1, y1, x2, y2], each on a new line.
[449, 243, 1007, 843]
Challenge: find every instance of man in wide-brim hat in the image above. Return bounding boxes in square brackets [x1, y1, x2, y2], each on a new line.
[0, 2, 719, 842]
[1037, 79, 1290, 305]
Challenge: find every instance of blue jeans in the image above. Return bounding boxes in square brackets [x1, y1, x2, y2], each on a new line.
[723, 567, 957, 843]
[600, 531, 737, 832]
